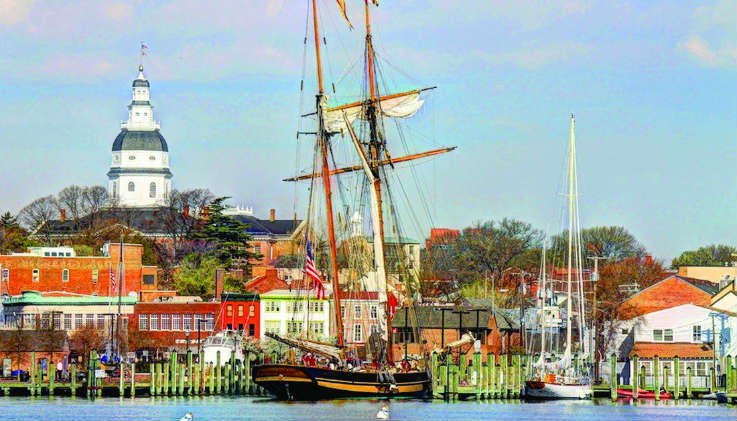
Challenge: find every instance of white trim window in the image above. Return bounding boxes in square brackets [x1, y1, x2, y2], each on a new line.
[62, 268, 69, 282]
[75, 314, 83, 329]
[265, 320, 280, 334]
[64, 314, 72, 330]
[692, 325, 701, 342]
[150, 314, 159, 331]
[139, 314, 148, 330]
[370, 306, 378, 319]
[161, 314, 170, 330]
[205, 313, 214, 331]
[32, 269, 39, 282]
[353, 324, 363, 342]
[172, 314, 180, 331]
[354, 305, 361, 318]
[183, 314, 192, 331]
[265, 301, 281, 312]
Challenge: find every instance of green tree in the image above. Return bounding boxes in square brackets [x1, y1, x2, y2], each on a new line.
[173, 253, 221, 299]
[551, 226, 645, 261]
[671, 244, 737, 268]
[0, 211, 35, 253]
[193, 197, 260, 270]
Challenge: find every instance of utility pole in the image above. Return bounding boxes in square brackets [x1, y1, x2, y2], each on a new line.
[433, 307, 454, 348]
[588, 255, 607, 378]
[451, 308, 471, 353]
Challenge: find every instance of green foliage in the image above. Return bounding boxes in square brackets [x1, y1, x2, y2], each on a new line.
[193, 197, 260, 269]
[224, 276, 246, 293]
[671, 244, 737, 268]
[550, 226, 645, 261]
[72, 244, 95, 256]
[173, 253, 220, 299]
[0, 211, 36, 253]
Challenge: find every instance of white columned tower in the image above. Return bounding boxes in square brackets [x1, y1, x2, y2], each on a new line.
[107, 65, 172, 207]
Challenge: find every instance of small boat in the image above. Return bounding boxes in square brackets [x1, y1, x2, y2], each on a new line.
[201, 331, 243, 365]
[178, 412, 193, 421]
[702, 391, 727, 403]
[525, 379, 592, 400]
[616, 388, 672, 399]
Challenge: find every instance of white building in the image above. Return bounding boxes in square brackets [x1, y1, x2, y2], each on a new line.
[260, 288, 332, 341]
[108, 65, 172, 207]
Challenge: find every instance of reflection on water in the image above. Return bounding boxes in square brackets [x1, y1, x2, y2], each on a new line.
[0, 397, 732, 421]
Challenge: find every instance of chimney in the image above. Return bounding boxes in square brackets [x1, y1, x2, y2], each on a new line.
[202, 206, 210, 222]
[644, 255, 653, 265]
[60, 209, 66, 223]
[270, 208, 275, 222]
[215, 269, 224, 301]
[183, 205, 190, 219]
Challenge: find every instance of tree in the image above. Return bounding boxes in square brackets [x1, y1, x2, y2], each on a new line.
[193, 197, 260, 270]
[551, 226, 645, 261]
[57, 185, 86, 222]
[69, 325, 104, 367]
[18, 195, 58, 239]
[0, 212, 19, 230]
[82, 186, 109, 215]
[0, 211, 35, 253]
[173, 253, 221, 299]
[671, 244, 737, 268]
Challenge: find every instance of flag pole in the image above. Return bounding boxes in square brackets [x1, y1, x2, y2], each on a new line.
[116, 230, 124, 357]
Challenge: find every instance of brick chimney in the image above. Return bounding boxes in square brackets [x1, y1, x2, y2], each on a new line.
[644, 255, 653, 265]
[202, 206, 210, 222]
[269, 208, 275, 222]
[215, 269, 224, 301]
[60, 209, 66, 223]
[183, 205, 190, 219]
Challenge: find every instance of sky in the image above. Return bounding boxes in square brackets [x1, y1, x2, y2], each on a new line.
[0, 0, 734, 262]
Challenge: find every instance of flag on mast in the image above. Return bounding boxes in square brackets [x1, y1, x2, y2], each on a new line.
[336, 0, 353, 29]
[140, 42, 148, 56]
[304, 239, 325, 299]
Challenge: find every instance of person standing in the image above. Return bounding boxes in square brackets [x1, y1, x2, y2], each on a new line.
[56, 360, 63, 381]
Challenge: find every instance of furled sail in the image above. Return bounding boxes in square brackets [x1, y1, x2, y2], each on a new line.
[322, 88, 432, 134]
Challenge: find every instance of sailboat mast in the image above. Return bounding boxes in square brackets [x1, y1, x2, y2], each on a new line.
[363, 0, 391, 361]
[312, 0, 344, 347]
[565, 115, 575, 359]
[540, 243, 547, 362]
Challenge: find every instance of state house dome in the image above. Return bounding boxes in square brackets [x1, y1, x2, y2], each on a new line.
[112, 129, 168, 152]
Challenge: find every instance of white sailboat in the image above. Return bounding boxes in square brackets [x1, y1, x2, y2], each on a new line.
[525, 115, 592, 400]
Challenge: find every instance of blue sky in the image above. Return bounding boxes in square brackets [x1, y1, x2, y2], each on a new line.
[0, 0, 734, 261]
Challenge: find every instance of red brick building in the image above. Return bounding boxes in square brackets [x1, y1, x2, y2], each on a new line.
[618, 274, 718, 317]
[220, 292, 260, 337]
[130, 301, 219, 352]
[0, 243, 158, 299]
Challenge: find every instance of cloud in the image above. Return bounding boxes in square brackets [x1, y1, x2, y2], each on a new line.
[266, 0, 283, 17]
[0, 0, 35, 25]
[678, 0, 736, 68]
[104, 2, 134, 21]
[679, 35, 736, 68]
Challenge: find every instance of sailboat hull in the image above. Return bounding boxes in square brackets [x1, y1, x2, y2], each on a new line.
[252, 364, 431, 400]
[525, 380, 592, 400]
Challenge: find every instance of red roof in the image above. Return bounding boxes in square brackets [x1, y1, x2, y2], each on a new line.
[629, 342, 714, 359]
[245, 268, 289, 294]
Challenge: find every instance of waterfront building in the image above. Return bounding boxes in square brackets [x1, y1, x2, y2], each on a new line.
[220, 292, 260, 337]
[0, 243, 158, 298]
[711, 277, 737, 313]
[677, 265, 736, 286]
[259, 287, 330, 341]
[338, 290, 383, 348]
[617, 274, 718, 317]
[130, 301, 218, 353]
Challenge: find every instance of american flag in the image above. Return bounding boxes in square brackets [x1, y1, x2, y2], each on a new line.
[109, 267, 116, 292]
[304, 240, 324, 299]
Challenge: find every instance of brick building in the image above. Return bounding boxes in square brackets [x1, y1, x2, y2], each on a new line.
[220, 292, 260, 337]
[339, 291, 383, 347]
[0, 243, 158, 299]
[130, 302, 218, 352]
[618, 274, 719, 317]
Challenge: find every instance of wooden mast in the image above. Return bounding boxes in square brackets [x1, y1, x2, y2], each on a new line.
[312, 0, 344, 347]
[363, 0, 393, 363]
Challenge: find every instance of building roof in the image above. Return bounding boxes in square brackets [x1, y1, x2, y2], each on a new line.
[132, 79, 150, 87]
[112, 129, 168, 152]
[390, 305, 519, 330]
[2, 290, 137, 306]
[221, 292, 260, 302]
[629, 342, 714, 359]
[678, 276, 720, 295]
[245, 268, 289, 294]
[38, 207, 176, 236]
[233, 215, 299, 236]
[338, 291, 379, 300]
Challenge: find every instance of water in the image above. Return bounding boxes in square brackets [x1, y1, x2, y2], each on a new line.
[0, 397, 733, 421]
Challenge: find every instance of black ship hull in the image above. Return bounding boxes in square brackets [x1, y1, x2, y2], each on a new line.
[252, 364, 431, 400]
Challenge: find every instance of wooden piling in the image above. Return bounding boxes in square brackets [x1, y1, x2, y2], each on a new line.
[187, 351, 193, 395]
[654, 355, 660, 401]
[474, 352, 482, 400]
[171, 351, 178, 396]
[49, 358, 55, 397]
[131, 362, 136, 398]
[686, 366, 692, 398]
[244, 354, 251, 395]
[632, 355, 639, 399]
[610, 353, 617, 401]
[224, 362, 231, 395]
[70, 364, 77, 399]
[725, 355, 732, 392]
[150, 362, 155, 396]
[208, 363, 214, 395]
[673, 356, 679, 399]
[178, 363, 185, 396]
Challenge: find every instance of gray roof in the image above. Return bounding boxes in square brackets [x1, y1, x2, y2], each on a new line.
[133, 79, 150, 87]
[113, 129, 168, 152]
[233, 215, 299, 237]
[391, 305, 519, 331]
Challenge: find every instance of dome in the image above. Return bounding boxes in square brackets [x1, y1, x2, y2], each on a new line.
[112, 129, 168, 152]
[133, 79, 150, 87]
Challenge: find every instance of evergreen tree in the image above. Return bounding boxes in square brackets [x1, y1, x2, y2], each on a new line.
[193, 197, 261, 270]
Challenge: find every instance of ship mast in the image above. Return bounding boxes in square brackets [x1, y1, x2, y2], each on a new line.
[363, 0, 392, 361]
[311, 0, 344, 347]
[564, 115, 576, 364]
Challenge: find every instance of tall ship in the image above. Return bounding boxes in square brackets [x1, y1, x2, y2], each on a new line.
[525, 116, 593, 400]
[252, 0, 453, 400]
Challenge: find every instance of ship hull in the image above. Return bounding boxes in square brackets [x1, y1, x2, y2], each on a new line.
[252, 364, 431, 400]
[525, 380, 592, 400]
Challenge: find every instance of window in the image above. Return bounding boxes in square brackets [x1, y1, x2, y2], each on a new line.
[653, 329, 663, 342]
[248, 324, 255, 337]
[32, 269, 39, 282]
[287, 321, 303, 334]
[150, 314, 159, 330]
[143, 275, 155, 285]
[265, 301, 281, 312]
[62, 268, 69, 282]
[370, 306, 378, 319]
[149, 182, 156, 198]
[353, 324, 362, 342]
[129, 155, 136, 160]
[97, 314, 105, 329]
[696, 362, 707, 377]
[664, 329, 673, 342]
[51, 252, 57, 257]
[182, 314, 192, 331]
[194, 314, 202, 331]
[371, 324, 379, 334]
[693, 326, 702, 342]
[64, 314, 72, 330]
[149, 155, 155, 160]
[249, 304, 255, 317]
[136, 112, 140, 116]
[75, 314, 83, 329]
[161, 314, 170, 330]
[128, 182, 135, 192]
[290, 302, 303, 312]
[205, 313, 214, 330]
[265, 320, 280, 334]
[92, 269, 98, 284]
[238, 305, 244, 317]
[86, 314, 94, 327]
[226, 305, 233, 317]
[310, 321, 324, 335]
[139, 314, 148, 330]
[172, 314, 180, 330]
[310, 302, 323, 312]
[41, 314, 50, 330]
[254, 245, 261, 254]
[354, 305, 361, 318]
[23, 314, 36, 330]
[53, 313, 61, 330]
[2, 268, 9, 281]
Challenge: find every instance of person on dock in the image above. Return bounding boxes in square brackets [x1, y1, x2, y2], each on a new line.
[56, 360, 63, 381]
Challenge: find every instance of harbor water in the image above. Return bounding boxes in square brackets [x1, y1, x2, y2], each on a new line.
[0, 397, 732, 421]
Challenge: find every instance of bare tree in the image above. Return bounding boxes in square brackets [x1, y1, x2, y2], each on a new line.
[57, 185, 85, 222]
[82, 186, 110, 215]
[18, 195, 58, 240]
